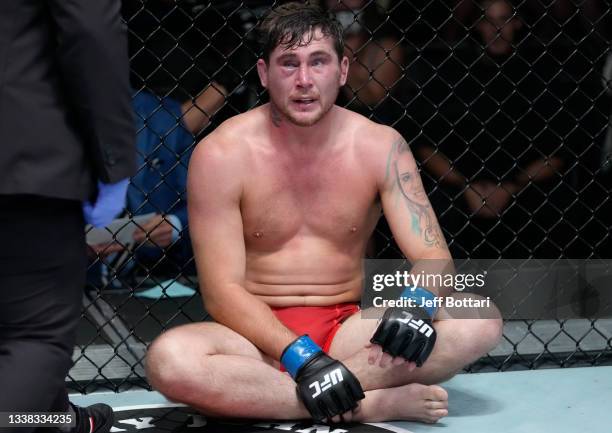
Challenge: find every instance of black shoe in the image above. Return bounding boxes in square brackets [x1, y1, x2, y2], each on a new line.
[71, 403, 114, 433]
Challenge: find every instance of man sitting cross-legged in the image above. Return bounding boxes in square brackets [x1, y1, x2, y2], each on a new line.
[146, 2, 502, 425]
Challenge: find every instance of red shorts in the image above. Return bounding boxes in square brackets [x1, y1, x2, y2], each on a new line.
[272, 303, 360, 353]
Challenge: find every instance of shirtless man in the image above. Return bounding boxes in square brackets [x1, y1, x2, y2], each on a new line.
[146, 2, 502, 424]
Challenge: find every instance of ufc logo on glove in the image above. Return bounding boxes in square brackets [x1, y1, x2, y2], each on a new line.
[397, 312, 435, 338]
[309, 368, 344, 398]
[281, 335, 364, 420]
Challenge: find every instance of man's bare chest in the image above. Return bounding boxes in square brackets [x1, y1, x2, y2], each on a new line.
[240, 156, 380, 246]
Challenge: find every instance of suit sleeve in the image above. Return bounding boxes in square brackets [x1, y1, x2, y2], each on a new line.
[47, 0, 136, 183]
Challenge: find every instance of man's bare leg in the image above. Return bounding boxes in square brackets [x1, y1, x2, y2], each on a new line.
[147, 323, 449, 422]
[330, 293, 503, 387]
[146, 322, 310, 419]
[146, 296, 500, 423]
[327, 294, 503, 422]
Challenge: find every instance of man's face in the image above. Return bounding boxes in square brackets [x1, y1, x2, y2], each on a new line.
[257, 29, 349, 127]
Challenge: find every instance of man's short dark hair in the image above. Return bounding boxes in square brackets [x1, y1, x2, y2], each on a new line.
[258, 2, 344, 63]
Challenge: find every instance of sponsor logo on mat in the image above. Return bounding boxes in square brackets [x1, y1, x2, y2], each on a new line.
[111, 406, 413, 433]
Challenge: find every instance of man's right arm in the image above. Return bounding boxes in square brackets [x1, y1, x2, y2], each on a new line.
[187, 134, 296, 360]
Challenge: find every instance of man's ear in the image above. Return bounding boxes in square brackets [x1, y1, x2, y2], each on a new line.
[257, 59, 269, 88]
[339, 55, 349, 86]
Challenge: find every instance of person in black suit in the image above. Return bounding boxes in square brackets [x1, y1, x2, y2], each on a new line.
[0, 1, 136, 432]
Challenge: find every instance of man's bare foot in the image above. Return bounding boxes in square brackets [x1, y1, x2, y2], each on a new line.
[355, 383, 448, 423]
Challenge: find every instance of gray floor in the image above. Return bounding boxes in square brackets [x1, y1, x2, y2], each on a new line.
[70, 366, 612, 433]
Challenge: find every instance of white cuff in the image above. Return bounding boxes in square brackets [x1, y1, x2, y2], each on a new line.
[166, 214, 182, 242]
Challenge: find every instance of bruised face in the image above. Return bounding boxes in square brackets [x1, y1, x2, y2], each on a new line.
[257, 28, 349, 127]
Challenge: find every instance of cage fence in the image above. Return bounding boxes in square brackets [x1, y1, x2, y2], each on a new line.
[71, 0, 612, 393]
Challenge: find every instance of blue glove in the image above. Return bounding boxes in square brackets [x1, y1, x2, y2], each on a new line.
[83, 179, 130, 228]
[281, 335, 364, 421]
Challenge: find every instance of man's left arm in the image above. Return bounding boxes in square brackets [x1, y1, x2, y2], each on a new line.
[378, 131, 453, 287]
[368, 129, 454, 366]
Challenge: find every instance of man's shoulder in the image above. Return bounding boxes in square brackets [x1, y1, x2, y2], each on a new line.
[334, 108, 406, 181]
[188, 113, 259, 192]
[341, 109, 401, 154]
[194, 109, 262, 159]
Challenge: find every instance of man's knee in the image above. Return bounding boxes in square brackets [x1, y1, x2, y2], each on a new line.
[145, 323, 267, 397]
[450, 316, 503, 358]
[411, 317, 502, 384]
[470, 297, 504, 353]
[146, 327, 199, 394]
[474, 317, 503, 353]
[442, 294, 503, 353]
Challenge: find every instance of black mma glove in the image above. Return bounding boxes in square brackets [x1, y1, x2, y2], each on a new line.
[281, 335, 365, 422]
[370, 286, 438, 367]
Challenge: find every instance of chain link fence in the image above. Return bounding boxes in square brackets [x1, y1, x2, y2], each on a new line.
[71, 0, 612, 392]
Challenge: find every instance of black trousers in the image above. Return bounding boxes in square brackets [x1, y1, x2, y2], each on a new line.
[0, 195, 86, 427]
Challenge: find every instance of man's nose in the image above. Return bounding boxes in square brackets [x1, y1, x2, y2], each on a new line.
[296, 65, 313, 87]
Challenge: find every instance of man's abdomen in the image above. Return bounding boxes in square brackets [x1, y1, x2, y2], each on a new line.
[245, 244, 364, 307]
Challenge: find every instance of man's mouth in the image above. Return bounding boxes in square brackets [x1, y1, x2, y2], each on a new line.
[293, 98, 317, 107]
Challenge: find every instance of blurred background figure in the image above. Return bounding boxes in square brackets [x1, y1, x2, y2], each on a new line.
[326, 0, 406, 124]
[89, 0, 247, 285]
[88, 85, 225, 286]
[408, 0, 577, 257]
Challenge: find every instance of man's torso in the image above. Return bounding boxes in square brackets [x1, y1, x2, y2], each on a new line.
[229, 106, 387, 306]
